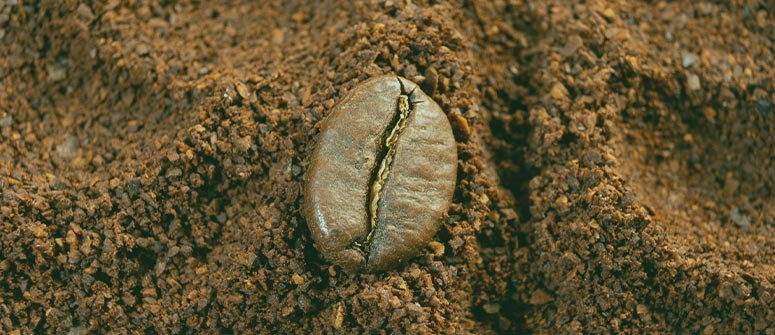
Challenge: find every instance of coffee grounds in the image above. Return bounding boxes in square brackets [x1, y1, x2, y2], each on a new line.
[1, 1, 773, 334]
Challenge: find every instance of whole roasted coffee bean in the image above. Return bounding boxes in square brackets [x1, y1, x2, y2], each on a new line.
[304, 75, 457, 272]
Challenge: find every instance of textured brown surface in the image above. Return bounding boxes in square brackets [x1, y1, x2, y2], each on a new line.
[1, 1, 774, 334]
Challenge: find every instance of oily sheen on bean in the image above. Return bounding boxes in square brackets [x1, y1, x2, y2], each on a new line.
[304, 75, 457, 272]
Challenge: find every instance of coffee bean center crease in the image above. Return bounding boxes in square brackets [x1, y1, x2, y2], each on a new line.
[354, 82, 416, 256]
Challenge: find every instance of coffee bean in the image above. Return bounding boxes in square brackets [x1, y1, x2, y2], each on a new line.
[304, 75, 457, 272]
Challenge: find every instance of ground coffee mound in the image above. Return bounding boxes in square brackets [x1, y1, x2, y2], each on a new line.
[1, 1, 772, 334]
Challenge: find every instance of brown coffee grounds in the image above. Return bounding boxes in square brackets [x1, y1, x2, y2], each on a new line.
[1, 1, 773, 334]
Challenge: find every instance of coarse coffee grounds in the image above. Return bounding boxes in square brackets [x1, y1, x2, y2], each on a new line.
[1, 1, 773, 334]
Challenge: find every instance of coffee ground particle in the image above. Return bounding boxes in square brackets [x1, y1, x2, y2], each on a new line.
[1, 1, 773, 334]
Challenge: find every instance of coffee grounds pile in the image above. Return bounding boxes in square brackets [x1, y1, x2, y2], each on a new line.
[1, 1, 773, 334]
